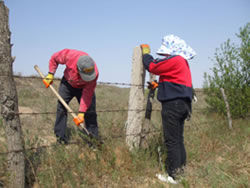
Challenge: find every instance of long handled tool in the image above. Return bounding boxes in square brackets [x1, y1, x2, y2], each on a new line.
[34, 65, 89, 135]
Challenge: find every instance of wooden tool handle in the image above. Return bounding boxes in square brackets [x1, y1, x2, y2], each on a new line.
[34, 65, 89, 134]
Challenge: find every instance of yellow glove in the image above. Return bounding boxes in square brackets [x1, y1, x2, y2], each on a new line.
[73, 112, 85, 126]
[43, 73, 54, 88]
[140, 44, 151, 55]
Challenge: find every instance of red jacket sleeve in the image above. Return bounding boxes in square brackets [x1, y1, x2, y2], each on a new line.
[48, 49, 70, 74]
[79, 80, 97, 112]
[143, 54, 181, 76]
[149, 58, 178, 75]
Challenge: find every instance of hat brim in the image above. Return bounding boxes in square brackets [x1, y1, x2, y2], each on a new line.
[156, 45, 171, 55]
[79, 71, 96, 82]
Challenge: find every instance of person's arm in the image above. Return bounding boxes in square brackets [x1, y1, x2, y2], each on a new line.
[140, 44, 178, 75]
[43, 49, 71, 88]
[48, 49, 71, 74]
[142, 54, 177, 75]
[192, 86, 198, 102]
[79, 81, 97, 112]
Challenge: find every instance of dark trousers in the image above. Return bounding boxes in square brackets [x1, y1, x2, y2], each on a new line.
[161, 99, 190, 178]
[54, 77, 98, 141]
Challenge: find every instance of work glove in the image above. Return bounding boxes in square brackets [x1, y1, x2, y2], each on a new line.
[73, 112, 85, 126]
[43, 73, 54, 88]
[192, 86, 198, 103]
[193, 95, 198, 103]
[147, 80, 158, 90]
[140, 44, 151, 55]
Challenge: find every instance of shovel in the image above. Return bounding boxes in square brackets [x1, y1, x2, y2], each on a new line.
[34, 65, 90, 135]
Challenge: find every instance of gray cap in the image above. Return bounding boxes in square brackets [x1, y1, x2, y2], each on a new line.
[77, 55, 96, 82]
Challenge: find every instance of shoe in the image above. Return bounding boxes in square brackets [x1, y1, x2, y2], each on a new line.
[156, 173, 178, 184]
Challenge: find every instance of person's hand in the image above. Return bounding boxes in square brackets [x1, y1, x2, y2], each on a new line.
[43, 73, 54, 88]
[192, 87, 198, 103]
[147, 80, 158, 89]
[73, 112, 85, 126]
[140, 44, 151, 55]
[193, 95, 198, 103]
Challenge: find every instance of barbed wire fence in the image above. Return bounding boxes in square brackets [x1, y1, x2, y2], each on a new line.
[0, 75, 206, 156]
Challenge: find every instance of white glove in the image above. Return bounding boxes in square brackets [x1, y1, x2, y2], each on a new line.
[193, 95, 198, 103]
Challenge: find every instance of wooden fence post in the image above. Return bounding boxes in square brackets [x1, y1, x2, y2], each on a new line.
[0, 2, 25, 188]
[126, 46, 145, 150]
[220, 88, 233, 129]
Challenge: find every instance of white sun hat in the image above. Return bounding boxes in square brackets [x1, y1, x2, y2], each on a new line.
[156, 34, 196, 60]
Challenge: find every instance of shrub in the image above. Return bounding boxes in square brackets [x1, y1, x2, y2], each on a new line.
[204, 23, 250, 118]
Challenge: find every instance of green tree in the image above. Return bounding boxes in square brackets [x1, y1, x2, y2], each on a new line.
[204, 23, 250, 119]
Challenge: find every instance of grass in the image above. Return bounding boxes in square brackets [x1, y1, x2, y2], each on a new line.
[0, 77, 249, 187]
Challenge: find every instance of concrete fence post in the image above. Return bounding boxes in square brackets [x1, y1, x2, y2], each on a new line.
[126, 46, 145, 150]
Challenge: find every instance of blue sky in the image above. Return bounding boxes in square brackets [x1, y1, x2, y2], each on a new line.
[4, 0, 250, 88]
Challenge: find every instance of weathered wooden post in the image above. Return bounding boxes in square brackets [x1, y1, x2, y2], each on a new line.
[126, 46, 145, 150]
[0, 2, 25, 187]
[220, 88, 233, 129]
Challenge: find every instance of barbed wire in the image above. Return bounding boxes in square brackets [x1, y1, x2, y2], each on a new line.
[1, 75, 144, 87]
[1, 108, 161, 116]
[0, 129, 162, 155]
[0, 106, 209, 156]
[0, 75, 206, 156]
[0, 115, 211, 156]
[1, 74, 206, 90]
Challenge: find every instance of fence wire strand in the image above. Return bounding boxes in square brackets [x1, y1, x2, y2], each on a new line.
[9, 75, 144, 87]
[0, 75, 204, 156]
[0, 129, 162, 155]
[1, 74, 206, 90]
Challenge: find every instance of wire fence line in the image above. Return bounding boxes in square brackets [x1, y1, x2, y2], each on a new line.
[1, 74, 206, 90]
[0, 114, 207, 156]
[0, 74, 205, 156]
[1, 109, 161, 116]
[2, 74, 142, 87]
[0, 108, 205, 156]
[1, 106, 205, 116]
[3, 75, 144, 87]
[0, 129, 163, 156]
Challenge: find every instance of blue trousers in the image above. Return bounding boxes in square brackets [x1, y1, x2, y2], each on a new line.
[54, 77, 98, 141]
[161, 98, 191, 178]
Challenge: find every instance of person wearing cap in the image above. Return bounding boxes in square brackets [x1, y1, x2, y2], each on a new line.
[141, 35, 196, 184]
[43, 49, 99, 144]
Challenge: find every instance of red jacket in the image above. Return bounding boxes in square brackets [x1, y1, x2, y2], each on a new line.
[143, 54, 193, 102]
[48, 49, 99, 112]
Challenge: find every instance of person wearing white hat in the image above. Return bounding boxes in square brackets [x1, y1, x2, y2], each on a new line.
[43, 49, 99, 144]
[141, 35, 196, 184]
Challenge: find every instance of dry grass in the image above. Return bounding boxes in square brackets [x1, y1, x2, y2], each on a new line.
[0, 77, 249, 187]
